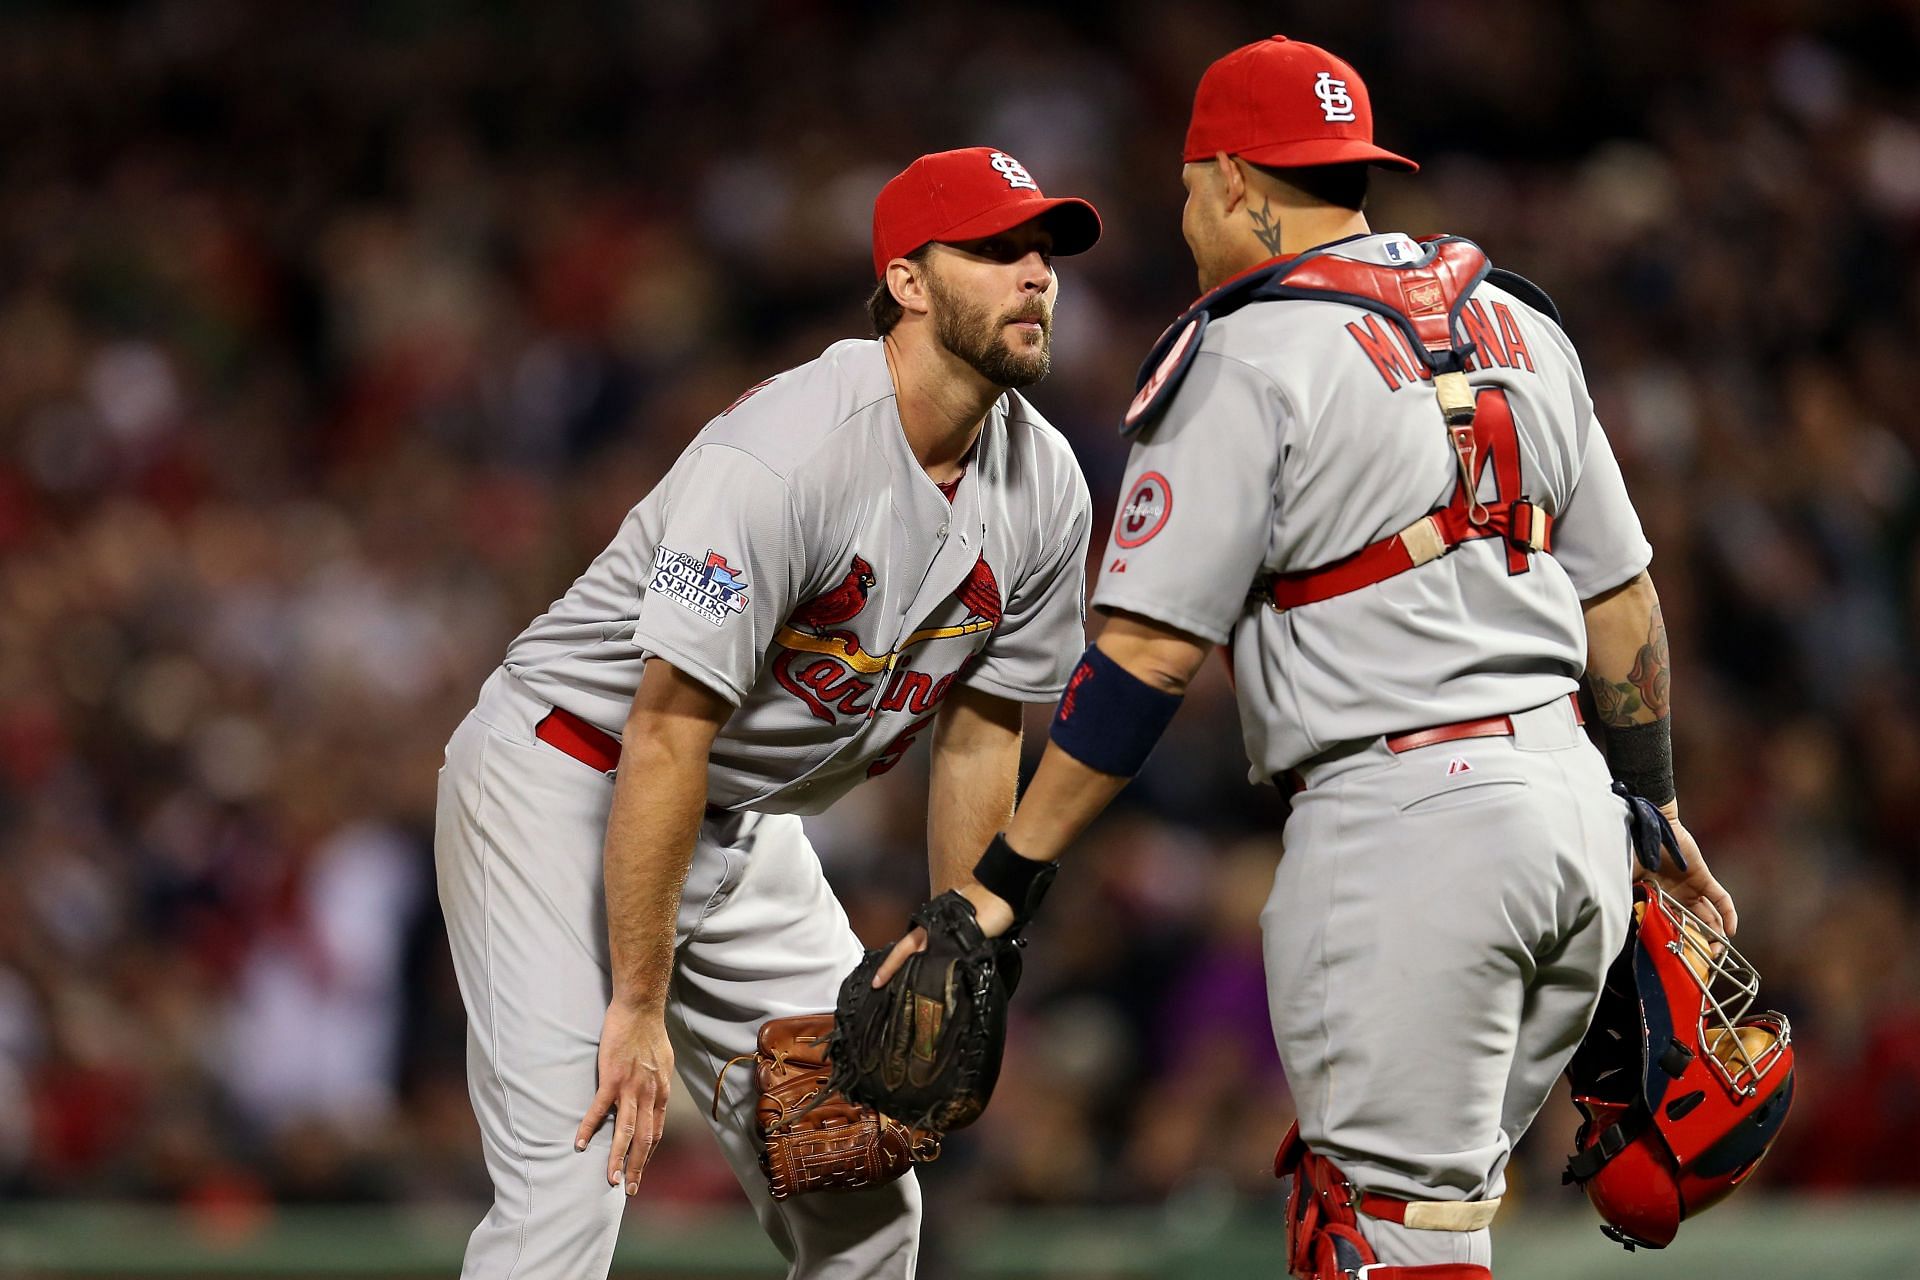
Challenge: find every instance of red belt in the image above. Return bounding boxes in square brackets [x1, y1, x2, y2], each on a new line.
[1284, 693, 1584, 792]
[1385, 692, 1584, 753]
[534, 706, 733, 820]
[536, 705, 623, 773]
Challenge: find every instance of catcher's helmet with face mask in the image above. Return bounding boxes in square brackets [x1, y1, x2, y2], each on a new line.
[1563, 882, 1795, 1250]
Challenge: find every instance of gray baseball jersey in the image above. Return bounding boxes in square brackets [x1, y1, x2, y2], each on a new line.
[1092, 232, 1650, 778]
[505, 338, 1093, 814]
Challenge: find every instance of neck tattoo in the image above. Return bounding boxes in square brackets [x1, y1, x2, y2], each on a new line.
[1249, 197, 1284, 257]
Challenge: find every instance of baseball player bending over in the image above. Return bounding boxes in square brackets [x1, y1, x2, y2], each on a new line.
[879, 38, 1736, 1280]
[435, 148, 1098, 1279]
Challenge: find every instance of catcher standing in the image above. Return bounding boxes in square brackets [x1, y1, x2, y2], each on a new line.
[876, 37, 1739, 1279]
[434, 147, 1098, 1279]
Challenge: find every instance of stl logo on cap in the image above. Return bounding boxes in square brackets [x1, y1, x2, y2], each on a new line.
[870, 146, 1103, 280]
[989, 152, 1039, 191]
[1313, 72, 1356, 123]
[1182, 35, 1417, 172]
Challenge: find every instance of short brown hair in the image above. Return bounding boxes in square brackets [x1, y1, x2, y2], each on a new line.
[867, 245, 934, 337]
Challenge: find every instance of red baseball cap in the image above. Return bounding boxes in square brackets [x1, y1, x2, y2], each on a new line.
[871, 147, 1102, 280]
[1184, 36, 1417, 172]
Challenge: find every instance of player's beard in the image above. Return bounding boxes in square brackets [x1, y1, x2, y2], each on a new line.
[927, 273, 1051, 389]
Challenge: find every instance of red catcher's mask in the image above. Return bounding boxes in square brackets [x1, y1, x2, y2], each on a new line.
[1563, 882, 1795, 1250]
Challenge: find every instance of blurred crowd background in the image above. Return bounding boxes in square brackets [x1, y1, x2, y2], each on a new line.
[1, 0, 1917, 1248]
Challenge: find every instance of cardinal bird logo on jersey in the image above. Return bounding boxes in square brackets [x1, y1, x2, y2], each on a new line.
[954, 555, 1003, 628]
[788, 555, 876, 642]
[770, 551, 1003, 727]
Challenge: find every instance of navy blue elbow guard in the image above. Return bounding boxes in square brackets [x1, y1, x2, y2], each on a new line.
[1048, 645, 1183, 777]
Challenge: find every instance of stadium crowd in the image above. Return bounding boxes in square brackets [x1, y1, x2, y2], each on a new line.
[1, 0, 1917, 1234]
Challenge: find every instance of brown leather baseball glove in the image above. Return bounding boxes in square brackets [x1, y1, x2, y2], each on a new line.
[717, 1013, 939, 1200]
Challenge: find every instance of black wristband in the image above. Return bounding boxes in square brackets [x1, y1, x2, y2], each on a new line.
[1603, 717, 1675, 807]
[973, 834, 1059, 932]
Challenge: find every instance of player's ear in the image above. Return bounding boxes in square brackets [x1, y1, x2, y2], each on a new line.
[1215, 151, 1247, 216]
[887, 257, 933, 318]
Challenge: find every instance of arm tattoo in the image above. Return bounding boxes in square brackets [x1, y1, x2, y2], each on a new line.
[1249, 198, 1284, 258]
[1588, 603, 1670, 727]
[1628, 603, 1671, 718]
[1589, 676, 1642, 725]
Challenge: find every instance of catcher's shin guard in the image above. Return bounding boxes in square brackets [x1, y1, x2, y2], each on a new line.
[1274, 1124, 1495, 1280]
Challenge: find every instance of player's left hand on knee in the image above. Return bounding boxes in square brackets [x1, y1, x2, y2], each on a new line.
[575, 999, 675, 1196]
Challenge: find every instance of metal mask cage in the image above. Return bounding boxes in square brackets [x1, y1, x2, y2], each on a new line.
[1644, 883, 1792, 1099]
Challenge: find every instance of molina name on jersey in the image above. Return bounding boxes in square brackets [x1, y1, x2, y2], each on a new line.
[1094, 233, 1652, 780]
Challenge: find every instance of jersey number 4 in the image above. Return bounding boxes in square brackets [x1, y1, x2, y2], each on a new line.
[1454, 387, 1532, 576]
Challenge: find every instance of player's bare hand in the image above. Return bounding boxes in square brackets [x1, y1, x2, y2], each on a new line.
[1642, 804, 1738, 939]
[871, 882, 1016, 987]
[872, 926, 927, 988]
[958, 881, 1017, 938]
[575, 999, 674, 1195]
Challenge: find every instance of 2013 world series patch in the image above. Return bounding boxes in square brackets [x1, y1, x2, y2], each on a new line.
[651, 545, 750, 625]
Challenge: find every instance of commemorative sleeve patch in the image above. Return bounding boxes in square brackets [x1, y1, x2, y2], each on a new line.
[650, 546, 751, 626]
[1113, 472, 1173, 548]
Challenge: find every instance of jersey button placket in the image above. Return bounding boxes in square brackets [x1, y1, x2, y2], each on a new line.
[868, 653, 902, 721]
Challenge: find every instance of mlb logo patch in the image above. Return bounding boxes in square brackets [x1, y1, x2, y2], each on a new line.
[1446, 757, 1473, 776]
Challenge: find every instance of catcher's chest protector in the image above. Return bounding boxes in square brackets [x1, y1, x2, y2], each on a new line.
[1124, 235, 1494, 439]
[1124, 236, 1559, 611]
[1563, 883, 1795, 1249]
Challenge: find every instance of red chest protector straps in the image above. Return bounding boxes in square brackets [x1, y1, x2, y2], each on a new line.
[1122, 236, 1556, 613]
[1265, 386, 1553, 612]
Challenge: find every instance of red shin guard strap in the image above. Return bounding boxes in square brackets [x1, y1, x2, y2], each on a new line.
[1275, 1124, 1495, 1280]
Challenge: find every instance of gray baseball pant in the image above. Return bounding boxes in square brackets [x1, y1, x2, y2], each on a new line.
[434, 669, 920, 1279]
[1265, 695, 1632, 1270]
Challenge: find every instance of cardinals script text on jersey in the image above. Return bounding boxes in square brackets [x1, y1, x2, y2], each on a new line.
[771, 553, 1004, 775]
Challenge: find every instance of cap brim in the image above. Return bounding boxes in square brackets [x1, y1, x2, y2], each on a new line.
[1233, 138, 1418, 173]
[937, 196, 1104, 257]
